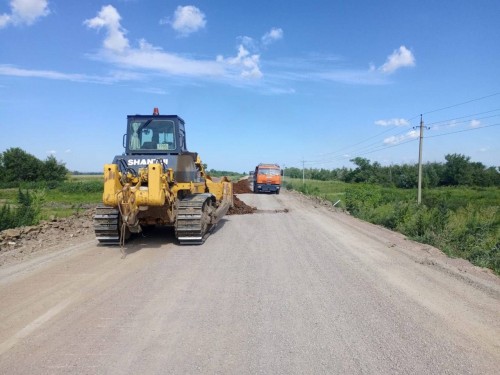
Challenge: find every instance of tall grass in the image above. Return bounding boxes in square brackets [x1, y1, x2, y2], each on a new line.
[0, 178, 103, 224]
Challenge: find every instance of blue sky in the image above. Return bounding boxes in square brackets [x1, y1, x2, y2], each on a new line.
[1, 0, 499, 173]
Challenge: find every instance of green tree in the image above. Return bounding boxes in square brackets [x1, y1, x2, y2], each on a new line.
[0, 148, 68, 184]
[1, 147, 44, 182]
[42, 155, 68, 182]
[442, 153, 473, 186]
[424, 162, 444, 188]
[0, 204, 13, 231]
[346, 157, 373, 183]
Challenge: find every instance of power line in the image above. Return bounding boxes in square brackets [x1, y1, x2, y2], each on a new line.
[315, 124, 409, 157]
[296, 93, 500, 168]
[304, 137, 419, 166]
[421, 92, 500, 116]
[429, 114, 500, 130]
[313, 126, 413, 162]
[426, 123, 500, 139]
[425, 108, 500, 126]
[316, 97, 499, 162]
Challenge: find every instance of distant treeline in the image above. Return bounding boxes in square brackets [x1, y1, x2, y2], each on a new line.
[71, 171, 102, 175]
[0, 147, 68, 187]
[285, 154, 499, 188]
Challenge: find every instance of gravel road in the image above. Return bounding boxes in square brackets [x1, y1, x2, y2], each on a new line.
[0, 190, 499, 374]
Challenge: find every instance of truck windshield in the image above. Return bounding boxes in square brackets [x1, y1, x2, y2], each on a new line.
[258, 168, 280, 176]
[129, 119, 176, 151]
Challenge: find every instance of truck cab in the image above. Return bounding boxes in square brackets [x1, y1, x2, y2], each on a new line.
[253, 163, 282, 194]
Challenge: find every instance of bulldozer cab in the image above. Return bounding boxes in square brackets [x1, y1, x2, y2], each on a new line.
[125, 114, 187, 155]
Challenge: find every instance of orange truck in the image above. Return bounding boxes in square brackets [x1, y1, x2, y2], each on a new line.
[252, 163, 282, 194]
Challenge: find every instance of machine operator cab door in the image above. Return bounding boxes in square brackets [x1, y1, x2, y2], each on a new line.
[125, 112, 188, 155]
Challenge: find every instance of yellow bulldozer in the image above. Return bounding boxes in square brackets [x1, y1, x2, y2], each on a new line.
[93, 108, 233, 245]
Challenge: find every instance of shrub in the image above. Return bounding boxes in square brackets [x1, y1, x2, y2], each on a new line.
[442, 205, 499, 272]
[297, 183, 319, 195]
[0, 189, 45, 231]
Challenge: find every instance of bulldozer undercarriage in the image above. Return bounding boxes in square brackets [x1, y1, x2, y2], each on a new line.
[93, 193, 221, 246]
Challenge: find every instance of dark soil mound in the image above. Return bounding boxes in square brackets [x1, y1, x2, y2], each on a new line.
[233, 179, 253, 194]
[228, 196, 256, 215]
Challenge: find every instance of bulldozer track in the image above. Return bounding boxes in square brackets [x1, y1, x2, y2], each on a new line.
[93, 204, 121, 245]
[175, 194, 213, 245]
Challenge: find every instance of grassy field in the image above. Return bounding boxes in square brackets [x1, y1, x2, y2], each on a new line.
[0, 175, 103, 220]
[284, 178, 500, 274]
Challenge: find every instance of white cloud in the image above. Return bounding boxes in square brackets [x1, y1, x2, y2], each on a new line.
[136, 87, 167, 95]
[84, 5, 260, 80]
[240, 36, 257, 51]
[383, 130, 418, 145]
[262, 27, 283, 45]
[375, 118, 410, 127]
[470, 119, 481, 128]
[84, 5, 129, 53]
[0, 13, 10, 27]
[0, 64, 89, 81]
[0, 64, 143, 84]
[168, 5, 206, 36]
[47, 150, 56, 155]
[380, 46, 415, 74]
[217, 44, 262, 78]
[0, 0, 50, 28]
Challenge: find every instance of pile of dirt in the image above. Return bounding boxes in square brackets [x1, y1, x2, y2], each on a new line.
[228, 196, 256, 215]
[232, 179, 253, 194]
[0, 209, 95, 266]
[227, 179, 256, 215]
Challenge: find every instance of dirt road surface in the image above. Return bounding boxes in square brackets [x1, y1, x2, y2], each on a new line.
[0, 190, 499, 374]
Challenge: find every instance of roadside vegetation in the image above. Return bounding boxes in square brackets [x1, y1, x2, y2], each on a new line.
[0, 148, 102, 230]
[285, 154, 499, 274]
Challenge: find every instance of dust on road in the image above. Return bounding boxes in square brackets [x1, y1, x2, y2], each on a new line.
[0, 188, 499, 374]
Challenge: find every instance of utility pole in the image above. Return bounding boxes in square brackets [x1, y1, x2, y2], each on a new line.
[417, 114, 425, 204]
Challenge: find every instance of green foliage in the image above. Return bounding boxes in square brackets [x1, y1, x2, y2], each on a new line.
[42, 155, 68, 182]
[207, 169, 245, 180]
[283, 154, 499, 188]
[297, 183, 319, 195]
[442, 205, 499, 270]
[0, 204, 14, 231]
[0, 189, 44, 230]
[58, 180, 103, 193]
[345, 184, 382, 216]
[0, 148, 68, 186]
[442, 154, 474, 185]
